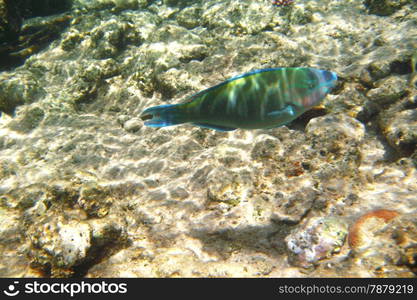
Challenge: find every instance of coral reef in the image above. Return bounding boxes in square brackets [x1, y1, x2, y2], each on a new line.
[0, 0, 72, 71]
[0, 0, 416, 278]
[364, 0, 411, 16]
[286, 216, 348, 269]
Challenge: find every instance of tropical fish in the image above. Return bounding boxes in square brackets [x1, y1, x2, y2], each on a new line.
[140, 67, 338, 131]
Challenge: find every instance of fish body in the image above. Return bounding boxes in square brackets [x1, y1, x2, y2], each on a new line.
[140, 67, 338, 131]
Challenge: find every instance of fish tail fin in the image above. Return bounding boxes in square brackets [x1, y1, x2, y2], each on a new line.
[140, 104, 185, 127]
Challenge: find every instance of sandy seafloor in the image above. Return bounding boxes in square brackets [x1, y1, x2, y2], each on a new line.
[0, 0, 416, 277]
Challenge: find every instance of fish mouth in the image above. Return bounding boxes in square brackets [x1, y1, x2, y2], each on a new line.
[140, 113, 153, 121]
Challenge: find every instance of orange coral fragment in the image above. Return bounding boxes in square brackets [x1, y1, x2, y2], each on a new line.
[348, 209, 399, 249]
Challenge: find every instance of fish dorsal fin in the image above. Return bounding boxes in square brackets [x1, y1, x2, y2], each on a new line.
[185, 68, 285, 103]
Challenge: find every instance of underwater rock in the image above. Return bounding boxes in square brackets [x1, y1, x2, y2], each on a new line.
[140, 40, 207, 77]
[412, 151, 417, 168]
[29, 217, 92, 275]
[285, 216, 348, 268]
[377, 87, 417, 155]
[270, 188, 317, 224]
[176, 6, 202, 29]
[141, 24, 208, 78]
[58, 221, 92, 267]
[212, 143, 247, 168]
[207, 167, 252, 207]
[0, 207, 27, 277]
[0, 0, 72, 70]
[380, 109, 417, 155]
[251, 134, 284, 161]
[0, 0, 417, 279]
[0, 159, 17, 179]
[8, 106, 45, 133]
[74, 0, 149, 10]
[0, 0, 22, 45]
[123, 118, 142, 133]
[78, 182, 113, 218]
[306, 114, 365, 142]
[287, 5, 313, 26]
[16, 0, 72, 18]
[327, 82, 378, 122]
[364, 0, 410, 16]
[90, 19, 142, 59]
[366, 75, 408, 106]
[89, 217, 126, 250]
[0, 71, 46, 114]
[163, 0, 184, 7]
[152, 68, 195, 99]
[248, 132, 320, 223]
[169, 187, 189, 200]
[0, 207, 21, 244]
[367, 60, 394, 82]
[201, 1, 275, 35]
[27, 210, 127, 277]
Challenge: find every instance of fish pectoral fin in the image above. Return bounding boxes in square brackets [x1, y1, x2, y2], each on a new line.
[264, 105, 299, 129]
[192, 123, 236, 131]
[267, 105, 296, 119]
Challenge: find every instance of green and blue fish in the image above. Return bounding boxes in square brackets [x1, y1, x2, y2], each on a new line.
[140, 67, 337, 131]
